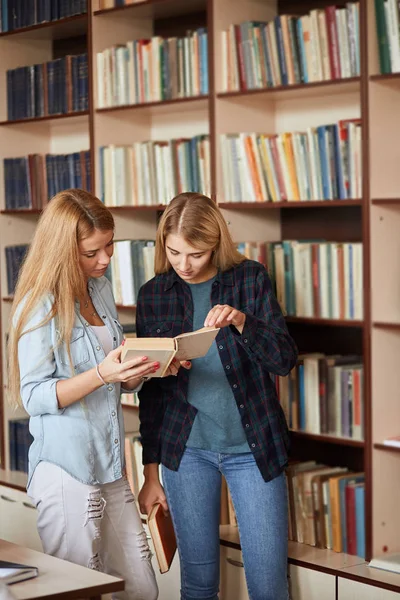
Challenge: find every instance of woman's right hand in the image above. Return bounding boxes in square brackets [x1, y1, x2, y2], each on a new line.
[138, 479, 169, 515]
[98, 345, 158, 384]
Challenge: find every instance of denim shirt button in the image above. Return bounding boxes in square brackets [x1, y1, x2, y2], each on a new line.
[114, 439, 118, 444]
[85, 322, 89, 327]
[111, 411, 116, 417]
[245, 424, 249, 428]
[243, 338, 248, 343]
[219, 345, 223, 350]
[96, 346, 101, 351]
[108, 386, 113, 391]
[251, 443, 256, 448]
[225, 365, 230, 370]
[233, 384, 238, 389]
[239, 404, 244, 408]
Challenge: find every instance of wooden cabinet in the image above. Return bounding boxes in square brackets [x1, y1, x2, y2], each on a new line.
[219, 546, 337, 600]
[289, 565, 336, 600]
[338, 578, 400, 599]
[220, 546, 249, 600]
[0, 484, 42, 552]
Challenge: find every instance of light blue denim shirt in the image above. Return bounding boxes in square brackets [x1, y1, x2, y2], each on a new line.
[16, 276, 127, 489]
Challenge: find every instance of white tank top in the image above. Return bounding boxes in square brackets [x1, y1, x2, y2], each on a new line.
[91, 325, 113, 356]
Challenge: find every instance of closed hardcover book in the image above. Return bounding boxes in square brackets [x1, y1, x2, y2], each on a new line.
[148, 503, 177, 574]
[0, 560, 38, 585]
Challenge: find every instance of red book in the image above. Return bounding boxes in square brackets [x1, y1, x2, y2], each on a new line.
[346, 483, 357, 555]
[148, 503, 177, 574]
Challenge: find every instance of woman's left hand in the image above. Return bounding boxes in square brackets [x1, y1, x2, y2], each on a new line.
[204, 304, 246, 333]
[164, 358, 192, 377]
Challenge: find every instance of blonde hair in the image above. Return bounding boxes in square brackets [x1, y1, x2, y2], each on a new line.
[8, 189, 114, 408]
[155, 193, 245, 274]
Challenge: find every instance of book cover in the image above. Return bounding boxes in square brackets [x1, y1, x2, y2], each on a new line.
[0, 560, 38, 585]
[148, 503, 177, 574]
[122, 326, 219, 377]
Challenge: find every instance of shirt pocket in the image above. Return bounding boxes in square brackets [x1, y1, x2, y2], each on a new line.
[144, 321, 183, 338]
[59, 327, 90, 368]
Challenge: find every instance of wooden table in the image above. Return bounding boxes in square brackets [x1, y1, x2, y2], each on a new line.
[0, 539, 124, 599]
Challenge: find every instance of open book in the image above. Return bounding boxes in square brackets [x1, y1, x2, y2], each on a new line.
[121, 326, 219, 378]
[0, 560, 38, 585]
[148, 503, 177, 574]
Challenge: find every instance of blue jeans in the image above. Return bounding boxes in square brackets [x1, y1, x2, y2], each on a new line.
[162, 448, 288, 600]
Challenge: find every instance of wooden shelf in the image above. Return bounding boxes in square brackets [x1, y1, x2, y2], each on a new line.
[93, 0, 206, 19]
[374, 443, 400, 453]
[372, 198, 400, 205]
[116, 304, 136, 311]
[290, 430, 364, 448]
[0, 111, 89, 127]
[217, 77, 360, 101]
[373, 322, 400, 330]
[121, 404, 139, 412]
[0, 14, 88, 40]
[0, 468, 27, 492]
[220, 525, 365, 571]
[285, 317, 364, 328]
[96, 95, 208, 115]
[370, 73, 400, 83]
[0, 209, 42, 215]
[218, 200, 363, 209]
[109, 205, 165, 212]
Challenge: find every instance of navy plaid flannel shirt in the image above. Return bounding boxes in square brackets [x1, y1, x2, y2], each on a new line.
[136, 259, 298, 482]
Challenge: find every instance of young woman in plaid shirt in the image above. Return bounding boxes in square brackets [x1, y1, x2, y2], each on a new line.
[137, 193, 298, 600]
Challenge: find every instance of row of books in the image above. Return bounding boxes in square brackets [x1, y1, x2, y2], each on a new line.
[9, 419, 32, 474]
[286, 461, 365, 557]
[238, 240, 363, 320]
[97, 29, 208, 108]
[276, 354, 363, 440]
[0, 0, 87, 32]
[375, 0, 400, 74]
[220, 120, 362, 203]
[7, 53, 88, 121]
[5, 245, 28, 296]
[121, 392, 139, 408]
[107, 240, 155, 306]
[99, 135, 211, 207]
[222, 4, 360, 93]
[4, 151, 91, 210]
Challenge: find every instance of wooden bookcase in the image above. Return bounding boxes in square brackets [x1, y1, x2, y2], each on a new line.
[0, 0, 399, 568]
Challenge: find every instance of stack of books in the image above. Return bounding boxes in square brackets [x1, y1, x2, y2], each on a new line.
[0, 1, 87, 32]
[286, 461, 365, 557]
[107, 240, 155, 306]
[221, 3, 360, 91]
[4, 151, 91, 210]
[237, 239, 363, 321]
[6, 53, 88, 121]
[97, 29, 208, 107]
[274, 353, 363, 440]
[220, 120, 362, 203]
[100, 135, 210, 207]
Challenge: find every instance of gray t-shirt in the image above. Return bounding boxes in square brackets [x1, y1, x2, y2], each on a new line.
[186, 276, 249, 453]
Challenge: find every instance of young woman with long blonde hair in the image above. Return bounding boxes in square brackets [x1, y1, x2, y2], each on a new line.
[136, 193, 298, 600]
[8, 189, 162, 600]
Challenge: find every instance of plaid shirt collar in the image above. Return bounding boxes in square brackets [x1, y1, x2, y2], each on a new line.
[163, 267, 235, 291]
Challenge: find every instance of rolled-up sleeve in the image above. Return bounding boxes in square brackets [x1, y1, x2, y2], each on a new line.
[17, 301, 65, 417]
